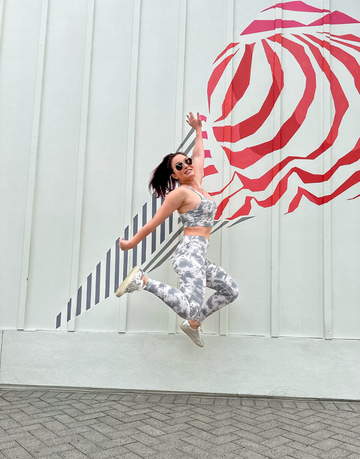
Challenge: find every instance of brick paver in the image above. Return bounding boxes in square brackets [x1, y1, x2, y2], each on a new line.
[0, 389, 360, 458]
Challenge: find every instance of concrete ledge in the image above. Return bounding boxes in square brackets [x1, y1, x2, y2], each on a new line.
[0, 330, 359, 400]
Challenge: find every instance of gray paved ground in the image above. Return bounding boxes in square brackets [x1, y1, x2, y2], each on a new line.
[1, 389, 360, 459]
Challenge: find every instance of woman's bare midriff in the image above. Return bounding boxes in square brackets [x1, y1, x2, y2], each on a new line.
[184, 226, 212, 240]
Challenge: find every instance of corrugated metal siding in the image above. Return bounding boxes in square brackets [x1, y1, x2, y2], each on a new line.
[1, 0, 360, 342]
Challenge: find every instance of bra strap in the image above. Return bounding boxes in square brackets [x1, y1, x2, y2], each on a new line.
[186, 186, 204, 199]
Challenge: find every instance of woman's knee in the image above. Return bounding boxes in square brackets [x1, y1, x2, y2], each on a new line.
[228, 282, 239, 303]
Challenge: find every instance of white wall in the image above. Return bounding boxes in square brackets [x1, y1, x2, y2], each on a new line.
[1, 0, 360, 399]
[2, 330, 360, 400]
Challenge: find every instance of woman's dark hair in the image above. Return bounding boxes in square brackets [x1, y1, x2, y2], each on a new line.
[149, 152, 187, 199]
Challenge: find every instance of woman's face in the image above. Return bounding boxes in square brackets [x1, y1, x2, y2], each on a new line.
[171, 154, 194, 182]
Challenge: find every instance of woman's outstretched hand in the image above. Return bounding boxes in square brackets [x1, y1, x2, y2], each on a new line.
[119, 238, 134, 251]
[186, 112, 202, 131]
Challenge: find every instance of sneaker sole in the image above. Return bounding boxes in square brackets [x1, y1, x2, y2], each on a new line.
[180, 323, 205, 347]
[115, 266, 140, 297]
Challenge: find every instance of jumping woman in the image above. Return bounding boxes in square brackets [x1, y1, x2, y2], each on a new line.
[116, 112, 239, 347]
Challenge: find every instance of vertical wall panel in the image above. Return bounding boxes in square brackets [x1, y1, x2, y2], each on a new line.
[184, 0, 229, 336]
[329, 0, 360, 339]
[25, 0, 89, 330]
[75, 0, 135, 331]
[332, 200, 360, 338]
[117, 0, 141, 333]
[17, 0, 49, 330]
[126, 0, 183, 333]
[222, 0, 273, 336]
[277, 30, 326, 338]
[0, 0, 43, 329]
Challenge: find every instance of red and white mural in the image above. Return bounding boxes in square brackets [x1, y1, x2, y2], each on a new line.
[55, 1, 360, 328]
[205, 1, 360, 219]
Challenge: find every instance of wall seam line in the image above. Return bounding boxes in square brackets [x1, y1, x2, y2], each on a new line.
[67, 0, 95, 332]
[167, 0, 187, 334]
[118, 0, 142, 333]
[270, 5, 283, 338]
[219, 0, 235, 336]
[323, 0, 332, 340]
[17, 0, 49, 330]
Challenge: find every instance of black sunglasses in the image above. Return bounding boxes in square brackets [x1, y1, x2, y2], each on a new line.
[174, 157, 193, 171]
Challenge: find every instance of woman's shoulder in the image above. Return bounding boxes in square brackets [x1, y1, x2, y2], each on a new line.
[166, 185, 192, 205]
[169, 185, 188, 197]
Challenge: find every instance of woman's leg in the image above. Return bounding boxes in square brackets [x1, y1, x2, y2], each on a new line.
[195, 259, 239, 323]
[143, 236, 207, 321]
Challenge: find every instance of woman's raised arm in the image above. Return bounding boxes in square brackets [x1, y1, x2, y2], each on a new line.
[186, 112, 204, 186]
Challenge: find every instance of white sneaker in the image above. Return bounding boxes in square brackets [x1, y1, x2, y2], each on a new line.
[115, 266, 145, 297]
[180, 320, 205, 347]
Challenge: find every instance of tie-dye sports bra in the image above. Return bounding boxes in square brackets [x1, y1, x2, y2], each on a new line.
[179, 186, 217, 228]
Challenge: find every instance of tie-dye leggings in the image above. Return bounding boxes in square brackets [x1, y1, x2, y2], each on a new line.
[144, 235, 239, 323]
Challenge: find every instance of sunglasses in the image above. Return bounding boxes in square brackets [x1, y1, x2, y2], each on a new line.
[174, 157, 193, 171]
